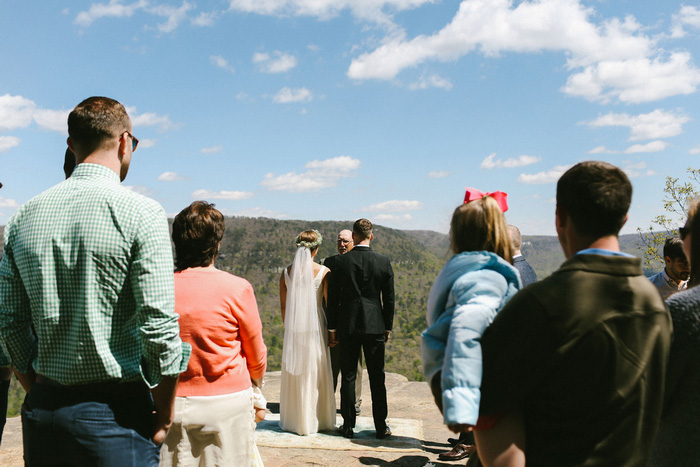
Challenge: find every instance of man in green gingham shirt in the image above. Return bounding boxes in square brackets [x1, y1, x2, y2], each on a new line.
[0, 96, 190, 466]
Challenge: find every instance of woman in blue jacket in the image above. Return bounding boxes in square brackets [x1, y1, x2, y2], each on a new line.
[422, 189, 521, 463]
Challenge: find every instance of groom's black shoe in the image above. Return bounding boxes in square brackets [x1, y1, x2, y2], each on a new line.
[376, 426, 392, 439]
[339, 425, 354, 438]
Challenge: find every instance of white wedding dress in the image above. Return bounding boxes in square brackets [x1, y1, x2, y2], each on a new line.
[279, 265, 336, 435]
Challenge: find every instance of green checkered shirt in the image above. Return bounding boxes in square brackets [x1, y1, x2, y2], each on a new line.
[0, 163, 190, 387]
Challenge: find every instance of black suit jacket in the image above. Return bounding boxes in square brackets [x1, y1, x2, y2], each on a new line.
[327, 246, 394, 337]
[513, 255, 537, 287]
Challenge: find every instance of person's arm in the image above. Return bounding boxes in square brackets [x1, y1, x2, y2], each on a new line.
[151, 375, 178, 444]
[382, 260, 395, 341]
[279, 270, 287, 323]
[475, 410, 526, 467]
[235, 282, 267, 382]
[130, 206, 190, 439]
[0, 224, 37, 376]
[321, 271, 337, 347]
[326, 267, 340, 345]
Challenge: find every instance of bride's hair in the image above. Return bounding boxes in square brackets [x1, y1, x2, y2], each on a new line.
[449, 196, 513, 263]
[295, 230, 322, 251]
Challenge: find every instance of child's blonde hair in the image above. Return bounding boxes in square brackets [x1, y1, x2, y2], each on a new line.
[449, 196, 513, 263]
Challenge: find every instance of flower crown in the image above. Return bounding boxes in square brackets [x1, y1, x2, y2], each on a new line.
[295, 230, 323, 250]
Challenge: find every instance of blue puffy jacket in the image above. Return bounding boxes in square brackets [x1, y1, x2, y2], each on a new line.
[421, 251, 521, 425]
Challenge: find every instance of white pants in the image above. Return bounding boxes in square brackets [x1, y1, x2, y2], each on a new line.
[160, 388, 255, 467]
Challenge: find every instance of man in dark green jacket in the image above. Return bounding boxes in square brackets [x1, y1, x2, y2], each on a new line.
[475, 161, 671, 466]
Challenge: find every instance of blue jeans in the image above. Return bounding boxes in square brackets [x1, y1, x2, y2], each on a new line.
[22, 381, 160, 466]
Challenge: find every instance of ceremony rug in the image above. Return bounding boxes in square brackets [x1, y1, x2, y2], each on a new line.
[255, 414, 423, 452]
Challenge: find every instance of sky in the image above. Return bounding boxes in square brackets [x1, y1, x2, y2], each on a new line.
[1, 0, 700, 236]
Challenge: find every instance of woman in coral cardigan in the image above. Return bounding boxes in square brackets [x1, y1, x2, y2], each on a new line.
[160, 201, 267, 467]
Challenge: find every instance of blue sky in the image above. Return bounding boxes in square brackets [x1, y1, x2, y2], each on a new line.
[1, 0, 700, 236]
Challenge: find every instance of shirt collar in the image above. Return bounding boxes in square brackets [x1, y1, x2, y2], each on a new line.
[575, 248, 634, 257]
[70, 163, 121, 184]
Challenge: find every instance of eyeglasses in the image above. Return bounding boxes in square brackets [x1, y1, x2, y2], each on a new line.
[124, 131, 139, 152]
[679, 226, 691, 240]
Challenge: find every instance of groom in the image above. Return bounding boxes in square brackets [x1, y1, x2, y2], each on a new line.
[327, 219, 395, 439]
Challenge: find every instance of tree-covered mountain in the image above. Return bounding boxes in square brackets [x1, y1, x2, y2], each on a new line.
[0, 218, 660, 417]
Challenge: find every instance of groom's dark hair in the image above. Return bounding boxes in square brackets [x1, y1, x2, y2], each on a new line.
[353, 218, 373, 241]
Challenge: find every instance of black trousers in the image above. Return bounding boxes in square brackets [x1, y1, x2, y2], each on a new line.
[339, 334, 387, 431]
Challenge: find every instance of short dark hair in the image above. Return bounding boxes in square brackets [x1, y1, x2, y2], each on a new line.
[67, 96, 130, 156]
[663, 237, 685, 261]
[556, 161, 631, 238]
[172, 201, 225, 271]
[353, 218, 373, 241]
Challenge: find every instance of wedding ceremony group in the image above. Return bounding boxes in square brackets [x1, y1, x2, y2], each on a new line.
[0, 96, 697, 467]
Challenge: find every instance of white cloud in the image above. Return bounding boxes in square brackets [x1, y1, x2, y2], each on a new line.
[191, 189, 255, 200]
[273, 87, 313, 103]
[671, 5, 700, 38]
[588, 146, 619, 154]
[123, 185, 155, 196]
[201, 145, 223, 154]
[624, 140, 669, 154]
[33, 109, 70, 133]
[74, 0, 147, 27]
[517, 165, 572, 184]
[689, 145, 700, 155]
[364, 200, 423, 212]
[138, 138, 157, 148]
[408, 74, 453, 91]
[157, 171, 185, 181]
[75, 0, 192, 33]
[261, 156, 361, 192]
[253, 51, 298, 73]
[0, 136, 20, 153]
[622, 161, 656, 178]
[227, 0, 434, 26]
[0, 94, 36, 130]
[347, 0, 700, 104]
[480, 153, 541, 169]
[375, 213, 413, 221]
[192, 10, 217, 26]
[211, 55, 235, 74]
[220, 207, 289, 219]
[0, 196, 20, 209]
[0, 95, 69, 133]
[428, 170, 450, 178]
[586, 109, 689, 142]
[127, 107, 176, 132]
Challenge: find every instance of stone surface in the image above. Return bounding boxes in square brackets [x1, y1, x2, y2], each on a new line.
[0, 371, 462, 466]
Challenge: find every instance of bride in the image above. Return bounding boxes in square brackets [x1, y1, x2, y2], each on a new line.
[278, 229, 336, 435]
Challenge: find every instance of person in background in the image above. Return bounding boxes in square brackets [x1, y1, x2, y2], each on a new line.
[648, 237, 689, 298]
[508, 225, 537, 287]
[476, 161, 671, 466]
[422, 189, 520, 465]
[650, 200, 700, 466]
[0, 96, 190, 466]
[322, 229, 363, 415]
[63, 147, 76, 178]
[161, 201, 267, 466]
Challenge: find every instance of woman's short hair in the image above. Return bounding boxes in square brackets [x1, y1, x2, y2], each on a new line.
[450, 196, 513, 262]
[686, 199, 700, 286]
[172, 201, 225, 271]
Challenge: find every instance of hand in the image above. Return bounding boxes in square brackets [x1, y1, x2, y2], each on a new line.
[255, 407, 266, 423]
[152, 424, 170, 445]
[328, 331, 338, 347]
[384, 330, 391, 343]
[447, 423, 474, 434]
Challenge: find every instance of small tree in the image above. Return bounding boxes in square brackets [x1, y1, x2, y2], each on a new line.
[638, 168, 700, 269]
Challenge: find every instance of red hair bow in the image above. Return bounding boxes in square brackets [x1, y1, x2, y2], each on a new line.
[463, 187, 509, 212]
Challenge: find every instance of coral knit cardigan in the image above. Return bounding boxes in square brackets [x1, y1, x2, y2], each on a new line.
[173, 267, 267, 397]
